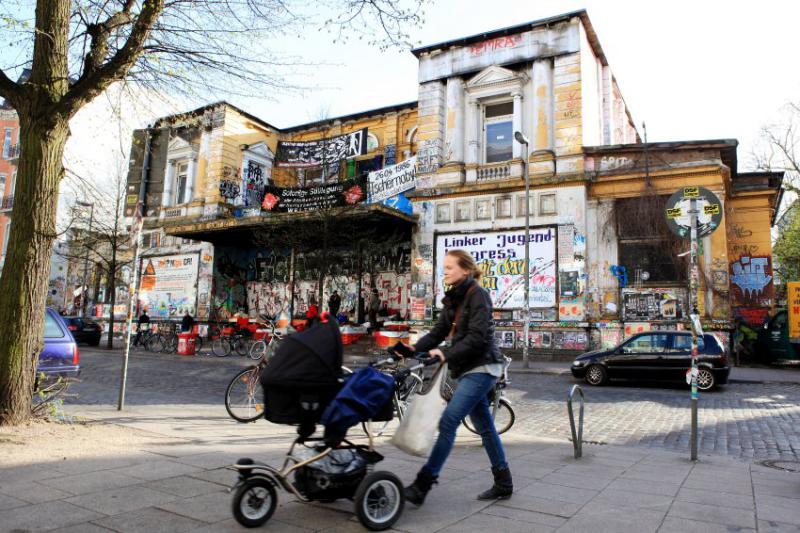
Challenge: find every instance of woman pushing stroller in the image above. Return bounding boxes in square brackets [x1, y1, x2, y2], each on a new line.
[401, 249, 513, 506]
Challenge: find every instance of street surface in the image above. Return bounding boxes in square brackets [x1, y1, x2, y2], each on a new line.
[69, 348, 800, 462]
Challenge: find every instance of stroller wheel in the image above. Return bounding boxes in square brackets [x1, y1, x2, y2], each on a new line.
[232, 478, 277, 528]
[354, 471, 405, 531]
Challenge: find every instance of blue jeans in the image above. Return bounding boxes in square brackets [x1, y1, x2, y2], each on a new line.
[423, 372, 508, 477]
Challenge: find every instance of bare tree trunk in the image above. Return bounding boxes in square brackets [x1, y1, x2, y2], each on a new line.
[0, 117, 69, 424]
[107, 253, 117, 350]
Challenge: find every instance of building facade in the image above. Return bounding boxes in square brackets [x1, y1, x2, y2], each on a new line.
[0, 106, 19, 273]
[125, 10, 783, 353]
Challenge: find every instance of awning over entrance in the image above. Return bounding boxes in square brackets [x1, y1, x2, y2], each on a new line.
[163, 203, 416, 247]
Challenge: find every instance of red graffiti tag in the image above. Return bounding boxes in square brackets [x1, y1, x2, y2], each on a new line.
[469, 35, 522, 55]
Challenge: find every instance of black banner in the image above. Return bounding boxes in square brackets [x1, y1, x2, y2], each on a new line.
[275, 128, 368, 168]
[261, 178, 366, 213]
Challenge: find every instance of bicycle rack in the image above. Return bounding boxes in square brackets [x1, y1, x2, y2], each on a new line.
[567, 385, 585, 459]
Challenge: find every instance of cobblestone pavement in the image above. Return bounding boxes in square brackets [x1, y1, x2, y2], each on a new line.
[69, 349, 800, 462]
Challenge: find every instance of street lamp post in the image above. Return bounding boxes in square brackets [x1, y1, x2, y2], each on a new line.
[514, 131, 531, 369]
[77, 201, 95, 318]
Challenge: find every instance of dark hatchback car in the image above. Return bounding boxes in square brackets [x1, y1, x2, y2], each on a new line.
[62, 316, 102, 346]
[38, 308, 81, 378]
[571, 331, 729, 391]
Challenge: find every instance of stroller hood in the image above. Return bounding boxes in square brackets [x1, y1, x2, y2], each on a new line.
[261, 318, 344, 387]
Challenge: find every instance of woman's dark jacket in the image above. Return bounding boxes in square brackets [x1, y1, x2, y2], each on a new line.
[414, 277, 501, 379]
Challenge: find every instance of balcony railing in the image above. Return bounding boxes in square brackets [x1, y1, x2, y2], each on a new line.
[0, 195, 14, 213]
[476, 162, 512, 182]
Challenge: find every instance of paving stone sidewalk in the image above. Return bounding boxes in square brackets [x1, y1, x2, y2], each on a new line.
[2, 402, 800, 532]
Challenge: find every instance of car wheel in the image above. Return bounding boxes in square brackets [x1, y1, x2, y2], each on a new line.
[585, 364, 608, 386]
[696, 368, 716, 391]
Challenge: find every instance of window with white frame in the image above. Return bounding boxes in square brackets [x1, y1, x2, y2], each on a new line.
[484, 102, 513, 163]
[455, 200, 471, 222]
[164, 136, 197, 207]
[175, 162, 190, 204]
[2, 222, 10, 255]
[435, 202, 451, 223]
[2, 129, 11, 159]
[539, 193, 556, 215]
[0, 174, 6, 198]
[241, 143, 273, 206]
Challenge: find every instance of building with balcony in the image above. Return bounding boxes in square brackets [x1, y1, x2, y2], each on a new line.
[125, 10, 783, 353]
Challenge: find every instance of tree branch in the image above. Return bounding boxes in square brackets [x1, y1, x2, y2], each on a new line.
[0, 65, 23, 107]
[60, 0, 165, 118]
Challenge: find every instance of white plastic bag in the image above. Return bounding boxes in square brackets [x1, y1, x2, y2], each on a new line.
[391, 363, 448, 457]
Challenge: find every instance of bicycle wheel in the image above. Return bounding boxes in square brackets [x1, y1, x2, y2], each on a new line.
[164, 334, 179, 354]
[463, 398, 515, 435]
[249, 340, 267, 360]
[362, 372, 421, 437]
[226, 366, 266, 422]
[235, 337, 251, 357]
[147, 334, 165, 353]
[212, 338, 232, 357]
[195, 335, 204, 353]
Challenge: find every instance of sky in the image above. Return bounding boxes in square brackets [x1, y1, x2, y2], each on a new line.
[227, 0, 800, 171]
[4, 0, 800, 195]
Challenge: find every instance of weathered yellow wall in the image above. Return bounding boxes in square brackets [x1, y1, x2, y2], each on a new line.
[726, 192, 776, 320]
[590, 167, 732, 320]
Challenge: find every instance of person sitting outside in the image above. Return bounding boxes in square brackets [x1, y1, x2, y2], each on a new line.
[181, 312, 195, 333]
[135, 309, 150, 346]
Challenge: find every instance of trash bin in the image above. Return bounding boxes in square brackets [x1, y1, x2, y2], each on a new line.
[177, 332, 197, 356]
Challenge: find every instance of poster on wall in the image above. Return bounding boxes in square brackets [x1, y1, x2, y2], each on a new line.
[367, 157, 417, 203]
[261, 178, 366, 213]
[275, 128, 368, 168]
[621, 288, 686, 321]
[138, 253, 200, 318]
[434, 228, 556, 309]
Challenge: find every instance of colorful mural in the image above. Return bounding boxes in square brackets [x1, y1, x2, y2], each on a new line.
[729, 256, 773, 307]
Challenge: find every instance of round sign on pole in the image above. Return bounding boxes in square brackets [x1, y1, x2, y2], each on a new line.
[664, 186, 722, 239]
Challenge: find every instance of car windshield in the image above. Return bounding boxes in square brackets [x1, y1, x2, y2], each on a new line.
[44, 313, 65, 339]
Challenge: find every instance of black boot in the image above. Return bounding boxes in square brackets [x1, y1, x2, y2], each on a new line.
[477, 467, 513, 500]
[404, 468, 438, 506]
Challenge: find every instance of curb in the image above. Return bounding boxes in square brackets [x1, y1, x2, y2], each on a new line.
[507, 367, 800, 385]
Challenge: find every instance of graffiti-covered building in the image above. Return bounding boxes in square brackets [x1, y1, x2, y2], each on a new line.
[584, 141, 782, 351]
[126, 101, 418, 322]
[405, 11, 638, 352]
[125, 9, 784, 354]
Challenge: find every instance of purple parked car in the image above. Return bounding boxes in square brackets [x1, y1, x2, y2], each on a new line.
[38, 308, 80, 378]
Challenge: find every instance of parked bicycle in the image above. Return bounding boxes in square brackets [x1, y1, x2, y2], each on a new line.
[247, 319, 284, 360]
[226, 355, 353, 423]
[452, 355, 515, 435]
[361, 354, 427, 437]
[370, 347, 515, 436]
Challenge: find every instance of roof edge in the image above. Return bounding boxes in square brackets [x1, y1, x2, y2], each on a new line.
[411, 9, 587, 57]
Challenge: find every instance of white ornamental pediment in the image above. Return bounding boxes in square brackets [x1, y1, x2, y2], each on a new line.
[167, 135, 198, 160]
[244, 141, 274, 160]
[466, 65, 525, 90]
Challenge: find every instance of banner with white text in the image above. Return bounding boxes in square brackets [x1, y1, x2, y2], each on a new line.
[435, 228, 556, 309]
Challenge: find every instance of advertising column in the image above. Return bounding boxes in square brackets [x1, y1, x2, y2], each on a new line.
[138, 253, 201, 318]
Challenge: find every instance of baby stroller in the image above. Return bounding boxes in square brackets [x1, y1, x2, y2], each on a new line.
[230, 316, 407, 531]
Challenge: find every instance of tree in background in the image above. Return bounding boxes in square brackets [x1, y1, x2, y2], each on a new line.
[0, 0, 424, 425]
[753, 102, 800, 295]
[59, 172, 132, 349]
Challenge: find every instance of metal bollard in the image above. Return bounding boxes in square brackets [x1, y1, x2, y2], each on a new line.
[567, 385, 585, 459]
